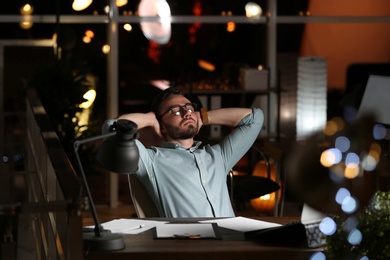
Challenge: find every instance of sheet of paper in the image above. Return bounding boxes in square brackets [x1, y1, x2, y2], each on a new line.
[200, 216, 281, 232]
[155, 223, 219, 239]
[85, 218, 168, 234]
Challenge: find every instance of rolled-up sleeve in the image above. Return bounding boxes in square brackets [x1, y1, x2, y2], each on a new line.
[217, 108, 264, 172]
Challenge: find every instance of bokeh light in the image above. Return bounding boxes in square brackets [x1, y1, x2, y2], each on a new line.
[83, 36, 92, 43]
[245, 2, 262, 18]
[116, 0, 128, 7]
[344, 164, 360, 179]
[72, 0, 93, 11]
[319, 217, 337, 236]
[373, 124, 386, 140]
[226, 22, 236, 32]
[320, 148, 342, 167]
[345, 153, 360, 167]
[102, 44, 110, 54]
[323, 117, 345, 136]
[20, 4, 34, 15]
[343, 216, 358, 232]
[369, 142, 381, 162]
[361, 154, 377, 171]
[343, 106, 358, 122]
[2, 156, 9, 163]
[123, 23, 133, 31]
[335, 136, 350, 152]
[347, 228, 362, 245]
[344, 153, 360, 178]
[310, 252, 326, 260]
[341, 196, 358, 214]
[85, 30, 95, 38]
[335, 188, 350, 205]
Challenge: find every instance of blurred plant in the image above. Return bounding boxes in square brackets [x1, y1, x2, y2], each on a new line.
[325, 190, 390, 259]
[29, 58, 99, 168]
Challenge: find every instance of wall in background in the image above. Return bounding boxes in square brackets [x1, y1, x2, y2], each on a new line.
[300, 0, 390, 90]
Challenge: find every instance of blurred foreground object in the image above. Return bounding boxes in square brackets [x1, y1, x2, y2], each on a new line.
[286, 116, 390, 214]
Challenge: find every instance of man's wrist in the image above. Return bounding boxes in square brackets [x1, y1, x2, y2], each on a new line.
[200, 108, 209, 125]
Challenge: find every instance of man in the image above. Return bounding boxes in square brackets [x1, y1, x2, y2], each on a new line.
[103, 88, 264, 217]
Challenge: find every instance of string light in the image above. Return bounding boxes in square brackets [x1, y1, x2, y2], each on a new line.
[245, 2, 262, 18]
[72, 0, 93, 11]
[116, 0, 128, 7]
[123, 23, 132, 31]
[19, 3, 34, 30]
[102, 44, 110, 54]
[226, 22, 235, 32]
[20, 4, 34, 15]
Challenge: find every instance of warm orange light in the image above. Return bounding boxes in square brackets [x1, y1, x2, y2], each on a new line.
[226, 22, 236, 32]
[344, 164, 360, 179]
[85, 30, 94, 38]
[20, 16, 33, 30]
[116, 0, 128, 7]
[20, 4, 34, 15]
[198, 59, 215, 72]
[83, 36, 91, 44]
[320, 149, 336, 168]
[250, 160, 281, 213]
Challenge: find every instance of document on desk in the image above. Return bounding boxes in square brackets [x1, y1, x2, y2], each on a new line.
[84, 219, 168, 234]
[200, 217, 281, 232]
[154, 223, 221, 239]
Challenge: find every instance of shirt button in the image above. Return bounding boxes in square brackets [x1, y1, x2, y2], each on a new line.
[197, 160, 201, 164]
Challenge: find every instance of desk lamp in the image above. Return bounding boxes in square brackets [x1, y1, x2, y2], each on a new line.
[73, 119, 139, 251]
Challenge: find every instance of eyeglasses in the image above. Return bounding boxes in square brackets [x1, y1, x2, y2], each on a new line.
[159, 103, 198, 118]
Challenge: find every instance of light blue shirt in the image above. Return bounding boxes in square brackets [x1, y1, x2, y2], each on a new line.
[134, 108, 264, 218]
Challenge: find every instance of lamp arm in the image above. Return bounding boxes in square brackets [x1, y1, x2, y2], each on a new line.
[74, 131, 116, 147]
[73, 131, 115, 237]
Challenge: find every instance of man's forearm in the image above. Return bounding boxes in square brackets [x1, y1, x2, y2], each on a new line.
[207, 108, 253, 127]
[117, 112, 157, 130]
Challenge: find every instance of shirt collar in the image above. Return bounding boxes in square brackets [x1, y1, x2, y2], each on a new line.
[162, 141, 202, 152]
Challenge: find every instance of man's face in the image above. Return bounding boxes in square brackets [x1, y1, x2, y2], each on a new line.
[158, 95, 199, 141]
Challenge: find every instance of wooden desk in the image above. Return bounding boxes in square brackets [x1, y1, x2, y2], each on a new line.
[84, 217, 321, 260]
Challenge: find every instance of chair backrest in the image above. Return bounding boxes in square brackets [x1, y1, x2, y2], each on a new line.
[127, 175, 160, 218]
[128, 173, 235, 218]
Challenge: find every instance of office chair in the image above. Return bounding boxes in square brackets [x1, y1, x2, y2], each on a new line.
[128, 175, 160, 218]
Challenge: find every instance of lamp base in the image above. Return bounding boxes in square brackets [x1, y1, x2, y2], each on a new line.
[83, 232, 125, 251]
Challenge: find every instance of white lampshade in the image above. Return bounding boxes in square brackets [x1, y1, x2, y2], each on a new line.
[296, 57, 327, 140]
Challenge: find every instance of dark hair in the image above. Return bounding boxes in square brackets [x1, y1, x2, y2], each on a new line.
[151, 88, 184, 119]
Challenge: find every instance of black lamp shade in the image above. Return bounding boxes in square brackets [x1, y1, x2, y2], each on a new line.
[97, 119, 139, 174]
